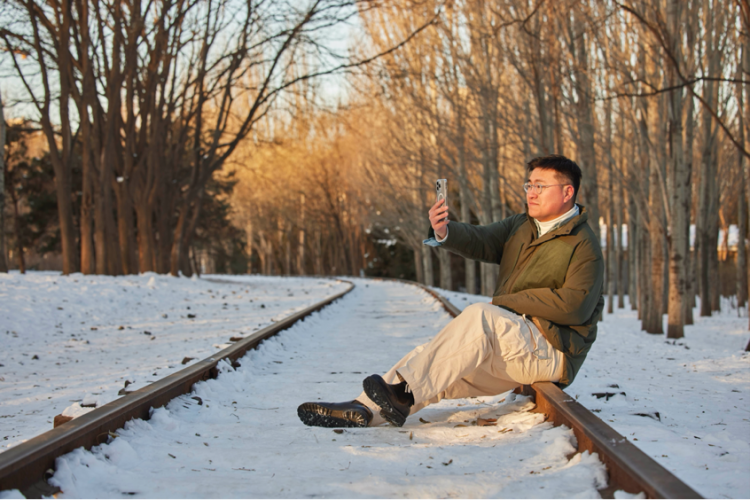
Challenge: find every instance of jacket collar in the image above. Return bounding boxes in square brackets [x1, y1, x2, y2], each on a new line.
[526, 204, 590, 245]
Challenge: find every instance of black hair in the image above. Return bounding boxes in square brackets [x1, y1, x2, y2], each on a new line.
[526, 154, 582, 201]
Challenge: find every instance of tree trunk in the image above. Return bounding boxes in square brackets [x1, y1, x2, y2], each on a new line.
[135, 204, 155, 274]
[738, 52, 749, 309]
[739, 189, 748, 308]
[744, 37, 750, 328]
[414, 245, 424, 284]
[684, 79, 696, 324]
[605, 98, 615, 315]
[11, 201, 26, 273]
[7, 172, 25, 273]
[457, 124, 475, 294]
[616, 158, 625, 309]
[171, 188, 199, 277]
[638, 213, 651, 325]
[246, 219, 254, 274]
[180, 189, 208, 278]
[666, 0, 687, 338]
[439, 248, 452, 290]
[298, 193, 306, 275]
[100, 130, 123, 276]
[42, 122, 78, 275]
[708, 166, 721, 312]
[115, 180, 137, 275]
[80, 143, 96, 275]
[314, 232, 323, 276]
[572, 22, 601, 243]
[0, 90, 7, 273]
[647, 168, 665, 334]
[285, 230, 292, 276]
[422, 245, 434, 287]
[627, 191, 638, 311]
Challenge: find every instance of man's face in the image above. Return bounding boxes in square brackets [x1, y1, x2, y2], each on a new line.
[525, 168, 575, 222]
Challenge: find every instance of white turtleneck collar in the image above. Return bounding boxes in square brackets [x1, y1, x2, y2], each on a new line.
[534, 204, 579, 237]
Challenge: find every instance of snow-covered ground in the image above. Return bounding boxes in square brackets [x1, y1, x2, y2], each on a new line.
[0, 273, 747, 498]
[2, 276, 610, 499]
[0, 272, 348, 451]
[433, 287, 750, 499]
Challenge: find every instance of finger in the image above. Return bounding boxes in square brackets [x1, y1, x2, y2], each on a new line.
[430, 208, 446, 220]
[434, 218, 449, 229]
[430, 207, 446, 220]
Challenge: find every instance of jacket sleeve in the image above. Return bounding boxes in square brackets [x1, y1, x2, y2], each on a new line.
[492, 236, 604, 326]
[432, 215, 520, 264]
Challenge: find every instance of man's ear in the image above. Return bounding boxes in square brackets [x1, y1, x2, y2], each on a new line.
[564, 185, 575, 203]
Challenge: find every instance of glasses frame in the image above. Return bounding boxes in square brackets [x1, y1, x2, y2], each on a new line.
[523, 182, 570, 195]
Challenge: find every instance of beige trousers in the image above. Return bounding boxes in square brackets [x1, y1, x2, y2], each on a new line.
[357, 302, 565, 426]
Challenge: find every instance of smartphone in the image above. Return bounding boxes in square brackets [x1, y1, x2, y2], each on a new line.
[436, 179, 447, 205]
[436, 179, 447, 221]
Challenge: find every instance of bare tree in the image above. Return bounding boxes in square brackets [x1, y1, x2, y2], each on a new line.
[0, 89, 7, 273]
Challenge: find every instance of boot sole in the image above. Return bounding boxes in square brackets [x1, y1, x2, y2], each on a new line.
[363, 376, 407, 427]
[297, 403, 369, 428]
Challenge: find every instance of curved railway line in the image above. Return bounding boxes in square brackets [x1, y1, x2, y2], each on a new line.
[0, 278, 700, 498]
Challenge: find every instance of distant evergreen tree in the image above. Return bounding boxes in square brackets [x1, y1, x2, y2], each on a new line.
[192, 170, 247, 275]
[3, 123, 67, 270]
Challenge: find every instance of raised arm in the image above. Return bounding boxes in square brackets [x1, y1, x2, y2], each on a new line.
[429, 214, 523, 264]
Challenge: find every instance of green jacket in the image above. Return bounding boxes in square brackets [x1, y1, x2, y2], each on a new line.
[427, 205, 604, 387]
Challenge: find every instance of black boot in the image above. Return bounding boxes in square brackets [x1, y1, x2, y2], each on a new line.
[362, 374, 414, 427]
[297, 400, 373, 428]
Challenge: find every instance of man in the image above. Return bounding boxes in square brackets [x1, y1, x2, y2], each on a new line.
[297, 154, 604, 428]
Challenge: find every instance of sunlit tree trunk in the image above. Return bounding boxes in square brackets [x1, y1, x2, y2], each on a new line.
[738, 53, 749, 309]
[647, 154, 665, 334]
[298, 194, 306, 275]
[605, 98, 615, 314]
[666, 0, 687, 338]
[569, 9, 601, 243]
[456, 114, 475, 294]
[684, 80, 696, 324]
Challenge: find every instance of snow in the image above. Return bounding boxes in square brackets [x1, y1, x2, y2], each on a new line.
[1, 272, 747, 498]
[1, 276, 609, 498]
[433, 287, 750, 499]
[0, 271, 348, 451]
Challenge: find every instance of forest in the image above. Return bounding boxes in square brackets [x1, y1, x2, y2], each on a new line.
[0, 0, 747, 339]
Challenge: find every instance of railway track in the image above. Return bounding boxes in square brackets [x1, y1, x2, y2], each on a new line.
[0, 278, 700, 498]
[414, 281, 702, 499]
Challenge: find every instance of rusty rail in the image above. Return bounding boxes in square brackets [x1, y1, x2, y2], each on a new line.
[0, 279, 353, 498]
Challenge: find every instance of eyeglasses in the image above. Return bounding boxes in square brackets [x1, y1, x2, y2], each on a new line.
[522, 182, 569, 194]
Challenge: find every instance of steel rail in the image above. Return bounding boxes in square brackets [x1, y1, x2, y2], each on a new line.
[409, 281, 701, 499]
[0, 279, 354, 498]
